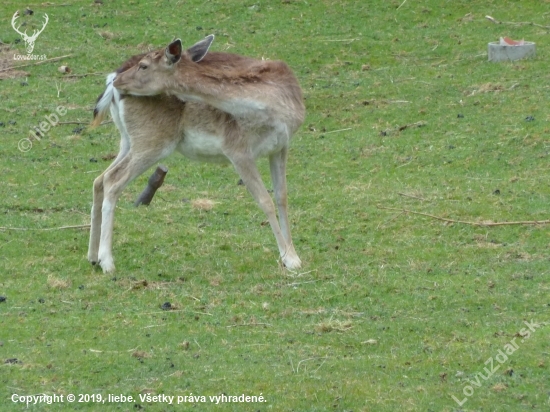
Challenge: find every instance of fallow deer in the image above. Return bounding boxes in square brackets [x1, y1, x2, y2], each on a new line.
[88, 35, 304, 273]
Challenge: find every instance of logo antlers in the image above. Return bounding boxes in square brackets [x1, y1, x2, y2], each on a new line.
[11, 11, 49, 55]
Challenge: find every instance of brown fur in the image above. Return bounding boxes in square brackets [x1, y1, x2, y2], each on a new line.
[113, 39, 305, 133]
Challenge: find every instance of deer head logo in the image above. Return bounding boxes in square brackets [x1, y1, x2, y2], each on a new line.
[11, 11, 49, 55]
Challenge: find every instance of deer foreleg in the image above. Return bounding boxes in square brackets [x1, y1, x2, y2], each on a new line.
[269, 148, 301, 268]
[230, 154, 301, 270]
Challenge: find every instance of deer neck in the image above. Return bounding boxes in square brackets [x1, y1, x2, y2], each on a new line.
[171, 64, 284, 120]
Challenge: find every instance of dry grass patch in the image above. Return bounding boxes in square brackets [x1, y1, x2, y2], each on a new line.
[0, 46, 29, 79]
[47, 275, 71, 289]
[131, 350, 151, 359]
[315, 319, 353, 333]
[191, 198, 217, 211]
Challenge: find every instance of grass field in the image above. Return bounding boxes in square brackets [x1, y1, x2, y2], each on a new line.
[1, 1, 549, 411]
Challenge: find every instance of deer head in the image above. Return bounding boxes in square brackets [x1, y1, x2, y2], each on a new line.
[12, 11, 49, 54]
[113, 35, 214, 96]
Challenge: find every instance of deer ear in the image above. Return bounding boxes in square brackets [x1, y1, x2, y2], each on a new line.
[187, 34, 214, 63]
[165, 39, 182, 64]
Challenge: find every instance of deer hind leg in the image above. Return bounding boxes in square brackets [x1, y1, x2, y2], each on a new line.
[96, 145, 172, 274]
[88, 104, 131, 265]
[269, 147, 301, 269]
[230, 153, 301, 270]
[87, 136, 131, 265]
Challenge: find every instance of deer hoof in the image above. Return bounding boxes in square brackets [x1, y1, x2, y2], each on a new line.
[98, 258, 115, 274]
[283, 255, 302, 271]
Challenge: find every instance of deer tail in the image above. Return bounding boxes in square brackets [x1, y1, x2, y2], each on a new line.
[91, 72, 117, 128]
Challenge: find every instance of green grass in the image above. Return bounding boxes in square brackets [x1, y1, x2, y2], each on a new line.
[1, 1, 550, 411]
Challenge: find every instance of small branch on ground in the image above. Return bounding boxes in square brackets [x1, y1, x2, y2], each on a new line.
[485, 15, 550, 30]
[323, 127, 352, 135]
[380, 121, 425, 136]
[0, 54, 73, 73]
[397, 192, 426, 201]
[226, 322, 272, 328]
[64, 72, 103, 78]
[396, 0, 408, 10]
[377, 206, 550, 227]
[398, 121, 426, 131]
[134, 165, 168, 207]
[57, 120, 113, 125]
[0, 224, 90, 231]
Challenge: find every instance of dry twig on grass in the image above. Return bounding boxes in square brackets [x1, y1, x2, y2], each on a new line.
[58, 120, 112, 126]
[0, 224, 90, 231]
[377, 206, 550, 227]
[64, 72, 103, 78]
[0, 54, 73, 73]
[397, 192, 426, 201]
[485, 15, 550, 30]
[226, 322, 272, 328]
[380, 121, 426, 137]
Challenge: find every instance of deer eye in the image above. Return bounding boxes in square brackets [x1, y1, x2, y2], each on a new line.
[138, 63, 148, 70]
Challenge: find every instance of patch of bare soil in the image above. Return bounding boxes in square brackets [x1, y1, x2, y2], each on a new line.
[0, 45, 30, 80]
